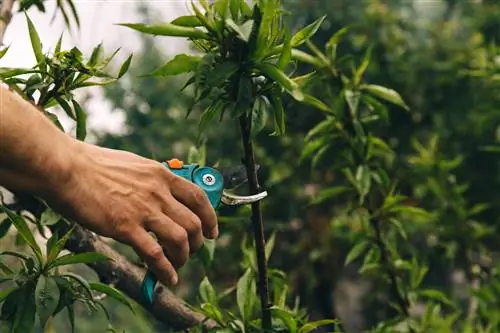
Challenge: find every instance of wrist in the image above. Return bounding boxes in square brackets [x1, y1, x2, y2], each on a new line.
[0, 130, 82, 200]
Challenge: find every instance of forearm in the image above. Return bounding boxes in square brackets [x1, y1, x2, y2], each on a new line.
[0, 83, 80, 198]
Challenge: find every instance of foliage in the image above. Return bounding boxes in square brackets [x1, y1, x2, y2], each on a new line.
[1, 0, 499, 333]
[0, 11, 137, 333]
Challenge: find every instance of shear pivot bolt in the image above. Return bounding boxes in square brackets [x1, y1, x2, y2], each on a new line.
[202, 173, 216, 186]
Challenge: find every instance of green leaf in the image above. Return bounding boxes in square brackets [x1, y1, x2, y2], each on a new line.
[355, 165, 371, 203]
[55, 96, 75, 119]
[170, 15, 202, 27]
[310, 186, 350, 205]
[46, 225, 76, 263]
[117, 23, 210, 40]
[0, 250, 30, 262]
[0, 45, 10, 59]
[277, 32, 292, 70]
[251, 96, 269, 138]
[418, 289, 456, 308]
[361, 84, 409, 111]
[255, 63, 303, 101]
[40, 207, 61, 226]
[146, 54, 201, 77]
[199, 276, 217, 304]
[25, 13, 43, 63]
[67, 303, 75, 333]
[230, 0, 240, 19]
[290, 16, 326, 47]
[198, 101, 223, 135]
[62, 273, 94, 300]
[302, 94, 332, 114]
[206, 61, 239, 87]
[11, 285, 37, 333]
[271, 307, 297, 333]
[0, 217, 12, 238]
[326, 26, 349, 60]
[354, 46, 372, 85]
[89, 282, 136, 314]
[197, 238, 215, 269]
[292, 71, 316, 87]
[48, 252, 110, 270]
[345, 240, 370, 265]
[236, 268, 254, 321]
[72, 99, 87, 140]
[118, 54, 133, 78]
[226, 19, 254, 41]
[298, 319, 339, 333]
[1, 206, 42, 262]
[35, 275, 60, 328]
[345, 89, 361, 115]
[265, 231, 276, 262]
[0, 286, 18, 302]
[269, 92, 285, 136]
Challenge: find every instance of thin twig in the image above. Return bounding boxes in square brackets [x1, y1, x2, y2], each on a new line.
[239, 112, 272, 330]
[370, 217, 414, 332]
[0, 0, 15, 46]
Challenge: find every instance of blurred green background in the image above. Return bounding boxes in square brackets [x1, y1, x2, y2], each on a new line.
[3, 0, 498, 332]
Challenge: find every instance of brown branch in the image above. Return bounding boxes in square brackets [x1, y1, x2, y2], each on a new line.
[239, 112, 272, 330]
[56, 222, 215, 331]
[8, 194, 216, 331]
[0, 0, 15, 46]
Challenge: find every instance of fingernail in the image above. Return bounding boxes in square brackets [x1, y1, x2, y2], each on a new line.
[170, 274, 178, 285]
[210, 225, 219, 238]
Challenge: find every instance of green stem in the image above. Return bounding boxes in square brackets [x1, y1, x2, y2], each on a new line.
[370, 217, 414, 331]
[239, 112, 272, 331]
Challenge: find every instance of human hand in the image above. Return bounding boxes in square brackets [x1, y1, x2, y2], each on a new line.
[45, 142, 219, 286]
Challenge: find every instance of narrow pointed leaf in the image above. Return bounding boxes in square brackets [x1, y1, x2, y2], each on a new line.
[170, 15, 202, 27]
[35, 275, 60, 329]
[89, 282, 136, 314]
[118, 54, 133, 78]
[117, 23, 209, 40]
[146, 54, 201, 77]
[1, 206, 42, 261]
[361, 84, 410, 111]
[290, 16, 326, 47]
[48, 252, 110, 270]
[25, 13, 44, 63]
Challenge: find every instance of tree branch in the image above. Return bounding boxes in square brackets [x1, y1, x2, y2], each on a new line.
[0, 0, 15, 46]
[7, 194, 216, 331]
[239, 113, 272, 330]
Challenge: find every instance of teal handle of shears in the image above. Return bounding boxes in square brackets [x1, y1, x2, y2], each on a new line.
[141, 162, 223, 304]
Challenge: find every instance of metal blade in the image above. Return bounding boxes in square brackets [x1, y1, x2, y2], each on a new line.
[219, 164, 261, 189]
[221, 189, 268, 206]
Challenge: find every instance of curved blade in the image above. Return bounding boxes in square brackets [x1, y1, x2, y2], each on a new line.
[221, 190, 268, 206]
[220, 164, 261, 189]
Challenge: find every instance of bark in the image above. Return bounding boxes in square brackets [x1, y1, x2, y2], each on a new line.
[239, 113, 272, 330]
[7, 192, 215, 331]
[0, 0, 14, 46]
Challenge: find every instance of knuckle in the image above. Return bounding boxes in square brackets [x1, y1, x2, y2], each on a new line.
[171, 227, 189, 248]
[185, 216, 202, 236]
[145, 244, 164, 262]
[190, 186, 208, 206]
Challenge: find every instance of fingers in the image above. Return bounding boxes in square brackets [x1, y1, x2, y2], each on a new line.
[145, 215, 195, 268]
[160, 198, 204, 254]
[167, 174, 219, 239]
[126, 227, 178, 286]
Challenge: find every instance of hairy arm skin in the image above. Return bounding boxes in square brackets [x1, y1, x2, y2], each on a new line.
[0, 83, 77, 198]
[0, 83, 219, 287]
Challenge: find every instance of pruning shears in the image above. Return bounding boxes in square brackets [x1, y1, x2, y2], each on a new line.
[141, 158, 267, 304]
